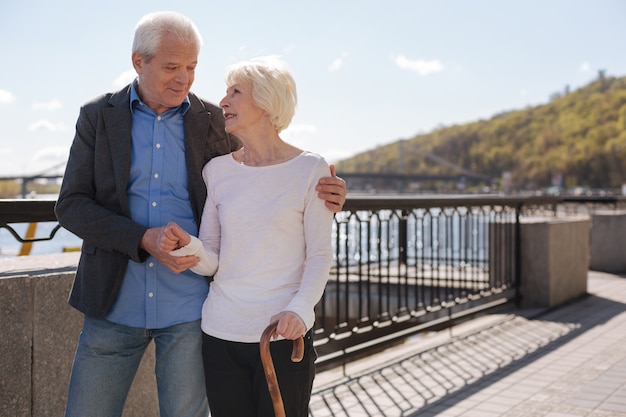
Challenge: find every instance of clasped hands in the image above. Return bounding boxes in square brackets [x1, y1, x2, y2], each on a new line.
[140, 222, 306, 340]
[140, 222, 198, 273]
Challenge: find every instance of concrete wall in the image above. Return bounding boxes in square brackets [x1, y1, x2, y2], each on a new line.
[0, 253, 158, 417]
[590, 210, 626, 273]
[519, 216, 590, 308]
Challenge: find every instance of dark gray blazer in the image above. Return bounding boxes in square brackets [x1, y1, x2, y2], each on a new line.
[55, 84, 238, 318]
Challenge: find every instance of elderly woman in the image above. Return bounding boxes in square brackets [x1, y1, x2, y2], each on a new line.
[169, 56, 333, 416]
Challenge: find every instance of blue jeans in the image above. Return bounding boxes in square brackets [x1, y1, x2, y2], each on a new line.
[64, 316, 208, 417]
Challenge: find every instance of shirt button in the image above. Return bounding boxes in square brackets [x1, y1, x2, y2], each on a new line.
[152, 202, 157, 207]
[157, 116, 162, 121]
[148, 292, 154, 298]
[154, 173, 159, 179]
[148, 262, 154, 267]
[156, 143, 161, 149]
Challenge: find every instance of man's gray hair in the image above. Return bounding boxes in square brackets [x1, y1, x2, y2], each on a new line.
[132, 11, 203, 62]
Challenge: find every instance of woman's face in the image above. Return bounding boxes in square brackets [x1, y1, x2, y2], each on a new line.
[219, 80, 267, 135]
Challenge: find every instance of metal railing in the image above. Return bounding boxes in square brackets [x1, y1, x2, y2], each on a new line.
[313, 195, 560, 368]
[1, 195, 624, 370]
[0, 199, 59, 243]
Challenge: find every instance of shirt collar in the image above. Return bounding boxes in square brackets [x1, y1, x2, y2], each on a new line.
[130, 79, 191, 115]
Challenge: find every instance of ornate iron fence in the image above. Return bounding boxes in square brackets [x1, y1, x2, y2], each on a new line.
[314, 196, 559, 368]
[2, 195, 625, 369]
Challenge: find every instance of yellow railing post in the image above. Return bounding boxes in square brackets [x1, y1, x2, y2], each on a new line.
[18, 222, 37, 256]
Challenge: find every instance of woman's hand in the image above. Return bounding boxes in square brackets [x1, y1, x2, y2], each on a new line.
[270, 311, 306, 340]
[140, 222, 198, 273]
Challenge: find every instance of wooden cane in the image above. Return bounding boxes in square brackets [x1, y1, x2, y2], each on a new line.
[260, 321, 305, 417]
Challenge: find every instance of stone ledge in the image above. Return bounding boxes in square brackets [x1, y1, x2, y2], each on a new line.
[590, 210, 626, 273]
[0, 252, 80, 278]
[519, 216, 590, 308]
[0, 260, 159, 417]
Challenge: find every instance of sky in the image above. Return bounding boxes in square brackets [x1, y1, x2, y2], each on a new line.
[1, 0, 625, 177]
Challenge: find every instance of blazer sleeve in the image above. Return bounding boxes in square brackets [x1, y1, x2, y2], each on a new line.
[55, 91, 149, 262]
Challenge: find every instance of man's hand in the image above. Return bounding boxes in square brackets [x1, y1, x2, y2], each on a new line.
[316, 164, 347, 213]
[140, 222, 199, 273]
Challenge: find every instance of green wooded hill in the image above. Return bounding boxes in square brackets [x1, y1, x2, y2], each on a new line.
[335, 73, 626, 192]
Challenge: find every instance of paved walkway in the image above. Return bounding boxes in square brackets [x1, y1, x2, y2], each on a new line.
[309, 270, 626, 416]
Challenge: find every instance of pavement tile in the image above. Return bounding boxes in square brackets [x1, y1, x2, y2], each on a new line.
[308, 271, 626, 416]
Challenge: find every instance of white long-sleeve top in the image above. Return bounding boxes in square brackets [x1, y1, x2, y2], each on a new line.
[172, 151, 333, 342]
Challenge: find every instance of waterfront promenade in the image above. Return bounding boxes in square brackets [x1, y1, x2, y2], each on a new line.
[308, 270, 626, 416]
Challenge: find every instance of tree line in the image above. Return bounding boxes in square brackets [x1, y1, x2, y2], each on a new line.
[335, 72, 626, 193]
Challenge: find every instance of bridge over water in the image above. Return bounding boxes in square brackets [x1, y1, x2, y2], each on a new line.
[337, 139, 496, 192]
[336, 171, 494, 192]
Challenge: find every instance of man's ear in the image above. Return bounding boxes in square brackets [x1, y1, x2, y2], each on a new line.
[132, 52, 143, 74]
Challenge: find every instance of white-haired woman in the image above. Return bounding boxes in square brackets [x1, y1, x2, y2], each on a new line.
[169, 56, 333, 416]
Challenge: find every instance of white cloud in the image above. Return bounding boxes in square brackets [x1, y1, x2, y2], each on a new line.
[282, 124, 318, 148]
[0, 89, 16, 104]
[284, 124, 317, 135]
[580, 62, 591, 72]
[27, 119, 68, 132]
[32, 99, 62, 111]
[32, 146, 69, 165]
[395, 55, 445, 76]
[113, 69, 137, 88]
[329, 53, 348, 72]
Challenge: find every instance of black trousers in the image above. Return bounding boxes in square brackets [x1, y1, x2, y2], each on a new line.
[202, 330, 316, 417]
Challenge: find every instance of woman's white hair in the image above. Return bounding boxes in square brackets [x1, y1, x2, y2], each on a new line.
[132, 11, 203, 62]
[225, 56, 297, 133]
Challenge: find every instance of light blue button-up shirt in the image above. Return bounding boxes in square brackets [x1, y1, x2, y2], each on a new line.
[106, 82, 209, 329]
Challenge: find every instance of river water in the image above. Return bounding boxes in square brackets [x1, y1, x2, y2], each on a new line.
[1, 204, 498, 265]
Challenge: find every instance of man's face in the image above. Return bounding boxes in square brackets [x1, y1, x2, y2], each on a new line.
[132, 33, 198, 114]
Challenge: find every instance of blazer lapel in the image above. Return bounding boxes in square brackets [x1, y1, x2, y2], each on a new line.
[184, 95, 211, 224]
[103, 87, 133, 216]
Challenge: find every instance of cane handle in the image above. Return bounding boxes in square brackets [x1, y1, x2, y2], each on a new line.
[259, 321, 305, 417]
